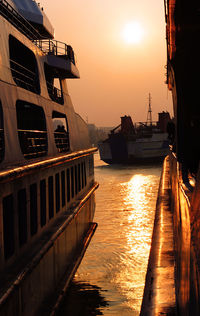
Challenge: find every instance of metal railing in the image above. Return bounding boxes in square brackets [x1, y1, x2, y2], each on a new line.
[54, 131, 70, 153]
[135, 121, 158, 129]
[0, 0, 42, 40]
[10, 59, 40, 93]
[34, 40, 75, 64]
[18, 129, 48, 159]
[46, 81, 63, 104]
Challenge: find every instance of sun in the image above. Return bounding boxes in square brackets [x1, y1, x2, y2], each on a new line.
[122, 22, 144, 44]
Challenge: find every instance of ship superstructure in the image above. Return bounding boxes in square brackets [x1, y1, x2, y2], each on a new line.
[0, 1, 98, 315]
[98, 97, 171, 164]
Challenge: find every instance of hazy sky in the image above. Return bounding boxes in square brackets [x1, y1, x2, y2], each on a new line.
[40, 0, 173, 126]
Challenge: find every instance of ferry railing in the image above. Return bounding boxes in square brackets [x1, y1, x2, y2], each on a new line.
[0, 0, 42, 41]
[54, 131, 70, 152]
[34, 40, 76, 65]
[18, 129, 48, 159]
[10, 59, 39, 94]
[135, 121, 159, 137]
[46, 81, 63, 104]
[135, 121, 158, 129]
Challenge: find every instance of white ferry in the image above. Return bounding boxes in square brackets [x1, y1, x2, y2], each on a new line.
[0, 0, 98, 315]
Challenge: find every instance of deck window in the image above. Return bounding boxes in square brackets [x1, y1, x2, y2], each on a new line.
[83, 162, 87, 186]
[30, 184, 38, 236]
[40, 180, 46, 227]
[18, 189, 27, 246]
[89, 156, 94, 176]
[78, 164, 81, 192]
[61, 171, 66, 207]
[55, 173, 60, 213]
[48, 176, 54, 219]
[44, 63, 64, 104]
[66, 168, 70, 202]
[81, 162, 84, 189]
[75, 165, 78, 195]
[52, 111, 70, 153]
[16, 101, 48, 159]
[3, 195, 14, 259]
[0, 101, 4, 162]
[71, 167, 74, 198]
[9, 35, 40, 94]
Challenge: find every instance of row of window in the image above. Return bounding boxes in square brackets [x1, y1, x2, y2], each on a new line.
[0, 102, 4, 162]
[3, 162, 87, 260]
[0, 100, 70, 161]
[9, 35, 64, 104]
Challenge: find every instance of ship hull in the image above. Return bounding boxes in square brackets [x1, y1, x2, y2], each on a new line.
[98, 134, 169, 164]
[141, 151, 200, 315]
[1, 200, 97, 316]
[0, 149, 98, 316]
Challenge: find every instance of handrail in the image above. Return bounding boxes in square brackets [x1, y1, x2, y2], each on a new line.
[10, 58, 39, 93]
[0, 0, 43, 40]
[135, 121, 159, 129]
[18, 129, 48, 159]
[34, 39, 76, 64]
[46, 81, 63, 104]
[46, 81, 62, 97]
[0, 148, 98, 183]
[18, 129, 47, 134]
[10, 59, 36, 77]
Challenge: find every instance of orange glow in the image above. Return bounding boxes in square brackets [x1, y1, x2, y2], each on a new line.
[39, 0, 173, 126]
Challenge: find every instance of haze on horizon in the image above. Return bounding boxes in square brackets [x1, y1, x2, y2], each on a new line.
[40, 0, 172, 127]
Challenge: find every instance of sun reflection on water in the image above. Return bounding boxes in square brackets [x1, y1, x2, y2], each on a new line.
[62, 156, 161, 316]
[114, 173, 157, 311]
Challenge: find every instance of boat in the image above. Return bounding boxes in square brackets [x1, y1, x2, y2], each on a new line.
[98, 94, 171, 164]
[0, 0, 98, 315]
[140, 1, 200, 315]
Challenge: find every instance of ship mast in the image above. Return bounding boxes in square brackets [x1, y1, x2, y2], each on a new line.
[146, 93, 152, 126]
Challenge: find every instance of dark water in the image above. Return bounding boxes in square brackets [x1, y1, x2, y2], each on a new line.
[58, 153, 161, 315]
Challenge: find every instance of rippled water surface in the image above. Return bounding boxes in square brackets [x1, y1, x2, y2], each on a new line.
[58, 153, 161, 315]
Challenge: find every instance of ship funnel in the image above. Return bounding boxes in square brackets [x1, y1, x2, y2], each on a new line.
[121, 116, 135, 135]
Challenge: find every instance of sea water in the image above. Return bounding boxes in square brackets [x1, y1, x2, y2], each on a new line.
[58, 153, 161, 316]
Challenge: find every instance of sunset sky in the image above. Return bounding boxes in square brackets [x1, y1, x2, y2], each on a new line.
[40, 0, 173, 126]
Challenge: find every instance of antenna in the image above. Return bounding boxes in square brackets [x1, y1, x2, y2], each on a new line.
[146, 93, 152, 125]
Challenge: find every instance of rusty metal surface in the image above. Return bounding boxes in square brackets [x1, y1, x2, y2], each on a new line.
[140, 156, 177, 316]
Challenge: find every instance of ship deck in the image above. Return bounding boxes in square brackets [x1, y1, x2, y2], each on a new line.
[140, 156, 177, 315]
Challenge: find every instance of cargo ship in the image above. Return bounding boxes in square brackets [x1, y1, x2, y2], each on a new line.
[0, 0, 98, 315]
[98, 95, 171, 164]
